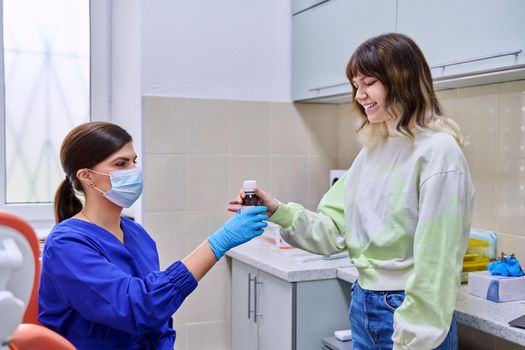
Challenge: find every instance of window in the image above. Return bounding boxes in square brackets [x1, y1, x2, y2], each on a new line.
[0, 0, 110, 228]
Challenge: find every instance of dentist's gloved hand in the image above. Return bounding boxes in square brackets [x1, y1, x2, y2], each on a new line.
[208, 206, 268, 260]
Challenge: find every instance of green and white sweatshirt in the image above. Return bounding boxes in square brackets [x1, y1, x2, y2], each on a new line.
[269, 131, 475, 350]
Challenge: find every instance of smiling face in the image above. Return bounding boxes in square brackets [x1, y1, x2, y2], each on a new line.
[352, 75, 392, 124]
[346, 33, 443, 142]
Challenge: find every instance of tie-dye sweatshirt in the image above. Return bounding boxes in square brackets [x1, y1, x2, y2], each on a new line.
[268, 131, 475, 350]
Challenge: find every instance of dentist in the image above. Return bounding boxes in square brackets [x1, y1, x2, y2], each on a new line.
[39, 121, 268, 349]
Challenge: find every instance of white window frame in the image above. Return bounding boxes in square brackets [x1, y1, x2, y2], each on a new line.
[0, 0, 112, 230]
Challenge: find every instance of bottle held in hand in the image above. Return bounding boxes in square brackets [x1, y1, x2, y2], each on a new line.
[241, 180, 261, 212]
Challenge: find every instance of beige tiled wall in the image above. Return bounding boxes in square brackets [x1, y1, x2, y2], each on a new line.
[437, 80, 525, 266]
[142, 96, 360, 350]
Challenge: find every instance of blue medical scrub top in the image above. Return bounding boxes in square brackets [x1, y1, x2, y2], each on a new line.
[39, 217, 198, 350]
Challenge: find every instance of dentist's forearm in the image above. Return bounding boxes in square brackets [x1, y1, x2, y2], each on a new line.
[182, 240, 217, 281]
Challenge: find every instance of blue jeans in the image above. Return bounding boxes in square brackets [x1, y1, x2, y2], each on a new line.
[349, 282, 458, 350]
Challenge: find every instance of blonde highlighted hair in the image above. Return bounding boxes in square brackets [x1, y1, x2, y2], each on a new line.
[346, 33, 464, 148]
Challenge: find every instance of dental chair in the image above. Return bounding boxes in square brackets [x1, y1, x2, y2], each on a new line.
[0, 211, 75, 350]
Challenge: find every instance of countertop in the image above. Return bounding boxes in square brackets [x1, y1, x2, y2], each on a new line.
[227, 239, 353, 282]
[227, 240, 525, 346]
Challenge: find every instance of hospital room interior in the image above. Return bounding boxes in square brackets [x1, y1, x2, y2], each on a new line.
[1, 1, 525, 350]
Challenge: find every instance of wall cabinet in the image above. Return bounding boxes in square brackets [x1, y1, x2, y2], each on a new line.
[292, 0, 525, 101]
[292, 0, 396, 101]
[231, 259, 350, 350]
[397, 0, 525, 88]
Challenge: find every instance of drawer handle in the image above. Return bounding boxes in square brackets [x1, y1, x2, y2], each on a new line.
[431, 49, 522, 72]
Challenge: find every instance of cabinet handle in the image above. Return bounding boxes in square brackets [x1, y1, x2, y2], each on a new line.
[253, 276, 263, 323]
[293, 0, 331, 16]
[248, 273, 254, 319]
[308, 82, 350, 92]
[431, 49, 522, 73]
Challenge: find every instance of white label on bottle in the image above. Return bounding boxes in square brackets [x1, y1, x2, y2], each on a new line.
[240, 205, 254, 213]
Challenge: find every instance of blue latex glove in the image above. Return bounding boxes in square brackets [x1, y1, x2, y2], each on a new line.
[208, 206, 268, 260]
[487, 256, 524, 277]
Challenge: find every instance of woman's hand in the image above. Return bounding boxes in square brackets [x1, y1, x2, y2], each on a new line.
[208, 206, 268, 260]
[227, 187, 279, 217]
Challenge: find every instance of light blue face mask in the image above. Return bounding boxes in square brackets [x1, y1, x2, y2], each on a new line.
[88, 167, 144, 208]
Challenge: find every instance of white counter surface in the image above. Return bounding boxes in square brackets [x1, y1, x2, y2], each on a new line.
[226, 240, 352, 282]
[455, 284, 525, 346]
[227, 241, 525, 346]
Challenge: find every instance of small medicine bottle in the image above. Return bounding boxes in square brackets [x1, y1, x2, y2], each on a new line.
[242, 180, 261, 210]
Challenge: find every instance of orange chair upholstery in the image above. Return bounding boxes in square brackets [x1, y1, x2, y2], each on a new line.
[0, 211, 40, 324]
[0, 211, 76, 350]
[9, 324, 76, 350]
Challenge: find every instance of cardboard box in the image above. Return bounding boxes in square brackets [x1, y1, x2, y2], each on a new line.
[467, 271, 525, 302]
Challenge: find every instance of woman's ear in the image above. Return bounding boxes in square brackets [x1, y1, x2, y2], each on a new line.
[76, 169, 93, 188]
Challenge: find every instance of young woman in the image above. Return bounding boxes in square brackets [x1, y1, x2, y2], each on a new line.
[230, 33, 475, 350]
[39, 121, 268, 349]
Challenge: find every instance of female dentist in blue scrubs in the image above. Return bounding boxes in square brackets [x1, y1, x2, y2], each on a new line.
[38, 121, 268, 349]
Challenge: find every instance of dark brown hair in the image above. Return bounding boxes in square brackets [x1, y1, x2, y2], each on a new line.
[54, 121, 132, 223]
[346, 32, 442, 139]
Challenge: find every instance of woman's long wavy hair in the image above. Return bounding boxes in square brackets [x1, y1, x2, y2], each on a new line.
[346, 32, 464, 147]
[54, 121, 132, 223]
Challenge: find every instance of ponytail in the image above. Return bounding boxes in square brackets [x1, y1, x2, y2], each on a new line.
[54, 178, 83, 223]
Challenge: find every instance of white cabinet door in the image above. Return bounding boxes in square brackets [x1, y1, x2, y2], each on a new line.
[232, 260, 293, 350]
[258, 270, 293, 350]
[295, 279, 351, 350]
[397, 0, 525, 78]
[292, 0, 396, 101]
[232, 260, 259, 350]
